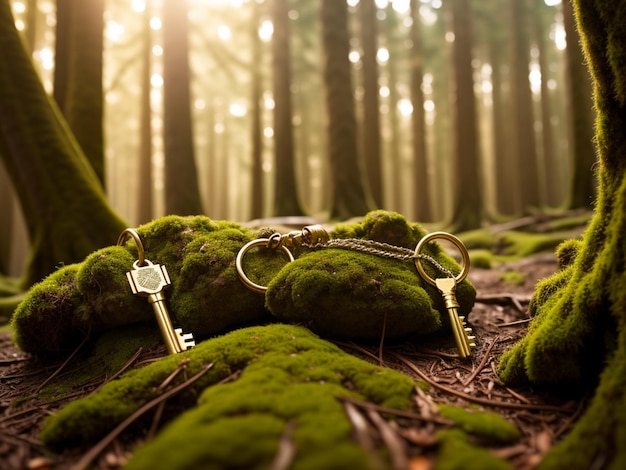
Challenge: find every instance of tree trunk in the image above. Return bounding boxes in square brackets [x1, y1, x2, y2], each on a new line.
[136, 5, 153, 225]
[272, 0, 304, 216]
[498, 1, 626, 467]
[249, 1, 264, 220]
[410, 0, 431, 222]
[508, 0, 540, 212]
[562, 0, 597, 210]
[359, 0, 383, 208]
[162, 0, 204, 216]
[0, 2, 126, 287]
[447, 0, 483, 231]
[53, 0, 105, 187]
[321, 0, 372, 220]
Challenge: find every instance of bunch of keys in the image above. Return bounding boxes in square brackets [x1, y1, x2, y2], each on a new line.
[117, 229, 195, 355]
[415, 232, 475, 358]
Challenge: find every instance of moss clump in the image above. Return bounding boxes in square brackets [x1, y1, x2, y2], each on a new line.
[11, 216, 276, 354]
[435, 429, 512, 470]
[500, 271, 525, 287]
[266, 210, 476, 340]
[41, 324, 415, 469]
[438, 405, 520, 445]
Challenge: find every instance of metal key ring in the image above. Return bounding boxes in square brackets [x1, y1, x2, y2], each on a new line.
[414, 231, 470, 287]
[236, 238, 295, 294]
[117, 228, 145, 266]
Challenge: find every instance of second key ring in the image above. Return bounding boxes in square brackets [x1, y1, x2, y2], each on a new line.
[236, 238, 295, 294]
[414, 232, 470, 287]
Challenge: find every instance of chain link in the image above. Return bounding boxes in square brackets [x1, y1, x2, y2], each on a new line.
[302, 238, 456, 278]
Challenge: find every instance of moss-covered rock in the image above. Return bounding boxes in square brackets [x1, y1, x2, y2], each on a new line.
[266, 210, 476, 340]
[11, 216, 277, 354]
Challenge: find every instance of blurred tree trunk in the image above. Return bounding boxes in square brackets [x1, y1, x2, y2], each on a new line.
[490, 41, 516, 215]
[249, 1, 264, 220]
[535, 0, 561, 208]
[562, 0, 596, 210]
[508, 0, 540, 212]
[162, 0, 204, 216]
[136, 4, 153, 225]
[447, 0, 483, 231]
[272, 0, 304, 216]
[359, 0, 382, 208]
[0, 2, 126, 287]
[0, 164, 11, 275]
[53, 0, 105, 187]
[410, 0, 431, 222]
[321, 0, 372, 220]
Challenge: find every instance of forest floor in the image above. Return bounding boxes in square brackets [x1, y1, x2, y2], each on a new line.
[0, 230, 587, 469]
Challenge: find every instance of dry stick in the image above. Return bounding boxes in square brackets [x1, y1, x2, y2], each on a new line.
[367, 409, 408, 470]
[72, 363, 214, 470]
[378, 313, 388, 366]
[343, 401, 376, 451]
[391, 352, 575, 413]
[497, 318, 532, 328]
[35, 333, 91, 394]
[338, 396, 452, 426]
[462, 336, 500, 387]
[94, 347, 144, 393]
[270, 420, 297, 470]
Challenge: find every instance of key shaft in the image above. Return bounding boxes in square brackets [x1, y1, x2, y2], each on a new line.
[435, 278, 475, 358]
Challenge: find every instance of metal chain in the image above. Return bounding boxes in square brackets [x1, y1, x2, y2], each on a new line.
[302, 238, 456, 278]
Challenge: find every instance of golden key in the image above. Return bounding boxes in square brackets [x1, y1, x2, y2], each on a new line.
[118, 229, 195, 355]
[126, 259, 195, 355]
[414, 231, 475, 358]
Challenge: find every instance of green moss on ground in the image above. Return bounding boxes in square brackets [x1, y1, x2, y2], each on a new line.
[267, 210, 476, 340]
[435, 429, 511, 470]
[40, 323, 519, 468]
[41, 324, 415, 469]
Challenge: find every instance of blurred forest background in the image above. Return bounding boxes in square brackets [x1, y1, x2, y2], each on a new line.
[0, 0, 596, 279]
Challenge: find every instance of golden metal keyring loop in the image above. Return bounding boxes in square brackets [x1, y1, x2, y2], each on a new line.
[117, 228, 145, 266]
[414, 231, 470, 286]
[236, 238, 295, 294]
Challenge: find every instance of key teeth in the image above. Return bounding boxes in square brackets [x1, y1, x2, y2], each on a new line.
[175, 328, 196, 350]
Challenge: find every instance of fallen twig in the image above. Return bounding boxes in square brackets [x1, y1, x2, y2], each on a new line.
[462, 336, 500, 387]
[35, 332, 91, 394]
[391, 352, 575, 413]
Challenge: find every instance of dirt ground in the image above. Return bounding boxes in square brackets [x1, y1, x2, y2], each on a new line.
[0, 252, 583, 470]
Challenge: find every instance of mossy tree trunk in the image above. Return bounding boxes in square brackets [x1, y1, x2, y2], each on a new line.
[498, 1, 626, 468]
[321, 0, 373, 220]
[0, 2, 126, 287]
